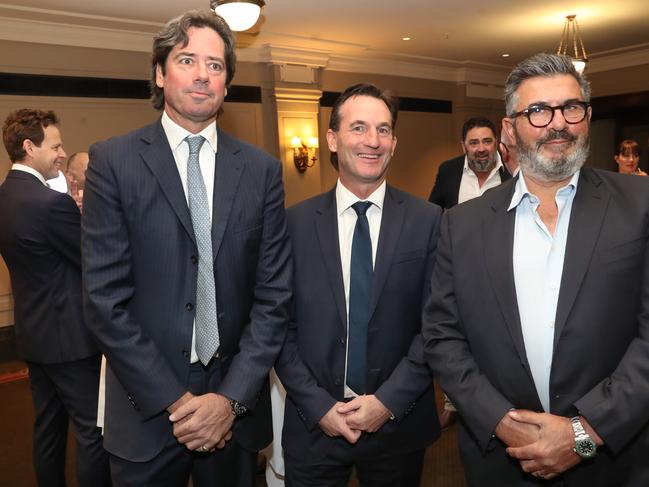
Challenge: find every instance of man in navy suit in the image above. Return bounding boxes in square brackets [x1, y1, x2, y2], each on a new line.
[81, 10, 291, 486]
[0, 109, 109, 487]
[428, 117, 511, 210]
[275, 84, 441, 486]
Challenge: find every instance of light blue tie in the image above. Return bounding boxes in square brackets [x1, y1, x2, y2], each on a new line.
[186, 135, 219, 365]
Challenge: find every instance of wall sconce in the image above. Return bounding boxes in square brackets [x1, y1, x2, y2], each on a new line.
[291, 136, 318, 172]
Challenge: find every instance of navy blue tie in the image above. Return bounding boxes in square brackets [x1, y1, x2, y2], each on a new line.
[347, 201, 373, 394]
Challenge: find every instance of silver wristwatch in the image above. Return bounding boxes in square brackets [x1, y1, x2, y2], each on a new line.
[571, 416, 597, 459]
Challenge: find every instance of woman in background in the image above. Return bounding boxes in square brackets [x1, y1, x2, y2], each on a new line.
[615, 139, 647, 175]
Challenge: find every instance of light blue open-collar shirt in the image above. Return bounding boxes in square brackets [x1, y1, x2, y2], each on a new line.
[508, 170, 580, 412]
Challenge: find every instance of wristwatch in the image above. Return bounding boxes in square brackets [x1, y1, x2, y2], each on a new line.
[571, 416, 597, 459]
[229, 399, 248, 417]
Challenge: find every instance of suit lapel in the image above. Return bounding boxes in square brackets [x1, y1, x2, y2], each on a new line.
[553, 169, 608, 349]
[314, 190, 348, 329]
[139, 122, 195, 244]
[483, 183, 530, 369]
[211, 129, 244, 261]
[369, 186, 404, 319]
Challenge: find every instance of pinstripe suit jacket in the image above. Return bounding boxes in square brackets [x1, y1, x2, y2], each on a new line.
[82, 120, 291, 461]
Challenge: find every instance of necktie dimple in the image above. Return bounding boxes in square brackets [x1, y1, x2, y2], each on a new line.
[186, 135, 219, 365]
[347, 201, 373, 394]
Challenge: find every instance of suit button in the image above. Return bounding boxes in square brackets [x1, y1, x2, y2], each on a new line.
[185, 303, 194, 311]
[191, 255, 198, 264]
[182, 350, 190, 358]
[338, 338, 345, 346]
[334, 376, 342, 385]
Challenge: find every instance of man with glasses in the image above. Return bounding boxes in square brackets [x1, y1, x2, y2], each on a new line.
[423, 53, 649, 486]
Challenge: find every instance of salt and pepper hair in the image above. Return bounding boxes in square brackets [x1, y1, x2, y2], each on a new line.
[504, 53, 592, 117]
[150, 10, 236, 111]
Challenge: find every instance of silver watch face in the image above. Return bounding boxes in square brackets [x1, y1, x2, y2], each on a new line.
[230, 400, 247, 416]
[575, 437, 597, 459]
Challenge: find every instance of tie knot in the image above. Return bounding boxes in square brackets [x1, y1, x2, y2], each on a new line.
[352, 201, 372, 216]
[186, 135, 205, 156]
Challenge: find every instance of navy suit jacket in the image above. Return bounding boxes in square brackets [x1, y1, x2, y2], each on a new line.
[428, 155, 511, 210]
[0, 170, 97, 363]
[423, 168, 649, 485]
[276, 185, 441, 461]
[82, 120, 292, 461]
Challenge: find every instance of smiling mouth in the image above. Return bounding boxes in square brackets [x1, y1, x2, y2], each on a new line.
[358, 153, 381, 160]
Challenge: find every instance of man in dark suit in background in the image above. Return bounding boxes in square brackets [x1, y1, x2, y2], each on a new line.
[423, 53, 649, 486]
[82, 10, 291, 486]
[276, 84, 441, 486]
[0, 109, 108, 487]
[428, 116, 511, 209]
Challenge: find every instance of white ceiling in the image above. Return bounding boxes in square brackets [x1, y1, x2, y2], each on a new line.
[1, 0, 648, 79]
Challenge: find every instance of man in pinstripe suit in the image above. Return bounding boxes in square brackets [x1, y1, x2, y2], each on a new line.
[81, 10, 291, 486]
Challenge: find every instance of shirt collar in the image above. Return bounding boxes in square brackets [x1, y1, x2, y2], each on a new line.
[160, 111, 217, 154]
[11, 163, 47, 186]
[463, 152, 504, 176]
[335, 179, 386, 216]
[508, 169, 580, 211]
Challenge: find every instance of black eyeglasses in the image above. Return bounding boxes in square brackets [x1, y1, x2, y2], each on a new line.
[510, 101, 590, 128]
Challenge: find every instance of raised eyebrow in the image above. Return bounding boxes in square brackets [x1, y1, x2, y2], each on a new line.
[174, 50, 195, 57]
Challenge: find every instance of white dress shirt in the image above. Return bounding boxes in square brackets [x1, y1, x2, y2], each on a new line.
[458, 153, 505, 204]
[335, 179, 385, 397]
[48, 170, 69, 194]
[160, 111, 218, 364]
[509, 170, 579, 411]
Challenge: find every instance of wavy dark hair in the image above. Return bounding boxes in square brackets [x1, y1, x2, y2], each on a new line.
[150, 10, 236, 111]
[2, 109, 59, 163]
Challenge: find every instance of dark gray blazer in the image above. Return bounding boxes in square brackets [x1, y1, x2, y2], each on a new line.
[82, 121, 292, 461]
[428, 155, 511, 210]
[276, 185, 442, 461]
[0, 170, 97, 363]
[423, 168, 649, 486]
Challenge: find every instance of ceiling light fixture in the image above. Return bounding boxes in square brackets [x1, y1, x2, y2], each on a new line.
[210, 0, 265, 32]
[402, 37, 411, 41]
[556, 14, 588, 74]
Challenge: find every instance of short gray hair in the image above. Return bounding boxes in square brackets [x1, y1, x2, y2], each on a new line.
[504, 53, 591, 117]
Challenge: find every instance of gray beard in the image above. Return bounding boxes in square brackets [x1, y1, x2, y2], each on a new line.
[467, 153, 497, 173]
[516, 130, 589, 182]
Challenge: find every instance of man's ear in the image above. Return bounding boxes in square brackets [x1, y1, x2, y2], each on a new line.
[502, 118, 516, 148]
[22, 139, 35, 157]
[326, 129, 337, 153]
[155, 64, 165, 89]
